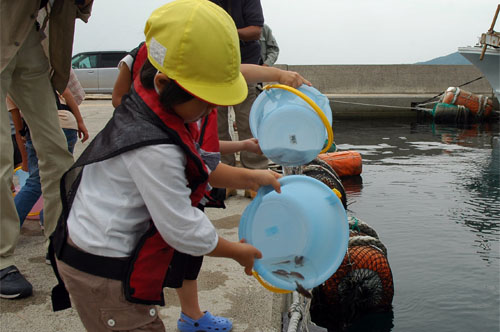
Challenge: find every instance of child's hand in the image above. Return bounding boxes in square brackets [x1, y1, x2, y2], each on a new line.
[242, 138, 262, 155]
[249, 169, 281, 193]
[277, 70, 311, 88]
[208, 237, 261, 275]
[234, 239, 262, 275]
[77, 121, 90, 143]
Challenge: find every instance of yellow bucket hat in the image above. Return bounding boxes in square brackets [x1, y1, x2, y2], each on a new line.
[144, 0, 248, 106]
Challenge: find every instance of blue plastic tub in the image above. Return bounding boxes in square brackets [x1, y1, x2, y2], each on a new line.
[249, 85, 333, 166]
[239, 175, 349, 291]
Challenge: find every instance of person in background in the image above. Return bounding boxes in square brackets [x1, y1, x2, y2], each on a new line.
[66, 66, 86, 106]
[0, 0, 93, 300]
[210, 0, 269, 199]
[51, 1, 281, 331]
[259, 23, 280, 67]
[7, 100, 28, 195]
[7, 103, 27, 172]
[12, 79, 89, 229]
[110, 39, 311, 331]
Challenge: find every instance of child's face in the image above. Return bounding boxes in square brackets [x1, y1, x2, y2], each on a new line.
[173, 98, 215, 123]
[154, 71, 216, 123]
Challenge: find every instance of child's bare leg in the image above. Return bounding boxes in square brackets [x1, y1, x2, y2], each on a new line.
[176, 280, 204, 320]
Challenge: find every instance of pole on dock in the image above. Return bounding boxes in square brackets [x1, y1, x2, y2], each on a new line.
[480, 4, 500, 60]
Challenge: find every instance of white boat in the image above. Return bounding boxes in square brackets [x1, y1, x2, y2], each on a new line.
[458, 5, 500, 101]
[458, 47, 500, 100]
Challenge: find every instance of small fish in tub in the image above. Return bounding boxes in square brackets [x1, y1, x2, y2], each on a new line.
[272, 269, 290, 278]
[289, 271, 305, 280]
[294, 255, 304, 267]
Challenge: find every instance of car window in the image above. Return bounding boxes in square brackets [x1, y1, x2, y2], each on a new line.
[99, 53, 127, 68]
[72, 54, 98, 69]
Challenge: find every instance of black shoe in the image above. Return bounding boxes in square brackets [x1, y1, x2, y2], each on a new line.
[0, 265, 33, 299]
[45, 253, 51, 265]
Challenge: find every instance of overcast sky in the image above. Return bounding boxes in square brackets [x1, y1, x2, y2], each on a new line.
[73, 0, 498, 65]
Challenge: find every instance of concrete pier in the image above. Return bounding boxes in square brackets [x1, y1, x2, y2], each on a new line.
[276, 64, 497, 119]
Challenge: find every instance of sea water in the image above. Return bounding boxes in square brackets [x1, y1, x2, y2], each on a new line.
[326, 119, 499, 332]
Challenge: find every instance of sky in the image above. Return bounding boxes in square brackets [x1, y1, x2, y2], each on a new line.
[73, 0, 498, 65]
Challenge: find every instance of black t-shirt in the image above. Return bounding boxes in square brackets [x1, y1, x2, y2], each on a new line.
[211, 0, 264, 64]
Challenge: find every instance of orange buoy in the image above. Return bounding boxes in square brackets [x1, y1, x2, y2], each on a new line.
[317, 151, 362, 177]
[442, 87, 493, 117]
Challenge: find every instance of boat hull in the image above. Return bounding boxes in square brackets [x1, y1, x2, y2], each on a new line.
[458, 46, 500, 101]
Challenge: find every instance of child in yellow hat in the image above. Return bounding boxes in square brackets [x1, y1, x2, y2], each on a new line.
[49, 0, 299, 331]
[109, 38, 311, 331]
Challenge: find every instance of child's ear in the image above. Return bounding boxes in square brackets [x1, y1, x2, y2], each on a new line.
[153, 72, 170, 93]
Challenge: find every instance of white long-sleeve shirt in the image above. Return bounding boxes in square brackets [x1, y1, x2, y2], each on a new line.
[67, 144, 218, 258]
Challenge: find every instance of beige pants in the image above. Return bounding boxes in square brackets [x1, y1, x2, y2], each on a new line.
[56, 259, 165, 332]
[0, 25, 74, 269]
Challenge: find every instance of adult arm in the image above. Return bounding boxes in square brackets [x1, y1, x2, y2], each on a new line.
[237, 26, 262, 41]
[62, 88, 89, 142]
[219, 138, 262, 155]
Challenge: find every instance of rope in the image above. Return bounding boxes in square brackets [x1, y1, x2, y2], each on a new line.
[416, 100, 440, 107]
[347, 217, 387, 255]
[350, 217, 361, 232]
[349, 236, 388, 257]
[332, 99, 434, 112]
[287, 292, 304, 332]
[287, 291, 314, 332]
[348, 216, 379, 239]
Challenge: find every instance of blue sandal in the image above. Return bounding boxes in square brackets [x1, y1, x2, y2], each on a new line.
[177, 311, 232, 332]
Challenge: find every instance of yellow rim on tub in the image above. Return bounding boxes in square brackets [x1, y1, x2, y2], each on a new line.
[252, 270, 293, 294]
[263, 84, 334, 154]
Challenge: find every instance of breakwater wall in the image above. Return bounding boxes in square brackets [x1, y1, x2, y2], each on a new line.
[275, 64, 497, 119]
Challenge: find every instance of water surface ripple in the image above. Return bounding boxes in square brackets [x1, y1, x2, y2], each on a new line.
[331, 120, 499, 332]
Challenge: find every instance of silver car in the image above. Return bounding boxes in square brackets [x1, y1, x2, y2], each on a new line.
[71, 51, 128, 94]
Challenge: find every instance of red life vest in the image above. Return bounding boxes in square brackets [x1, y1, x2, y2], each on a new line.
[131, 42, 147, 83]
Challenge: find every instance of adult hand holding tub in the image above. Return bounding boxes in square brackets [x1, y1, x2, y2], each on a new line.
[49, 1, 281, 331]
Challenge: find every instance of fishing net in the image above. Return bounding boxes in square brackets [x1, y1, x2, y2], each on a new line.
[303, 157, 347, 209]
[310, 217, 394, 331]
